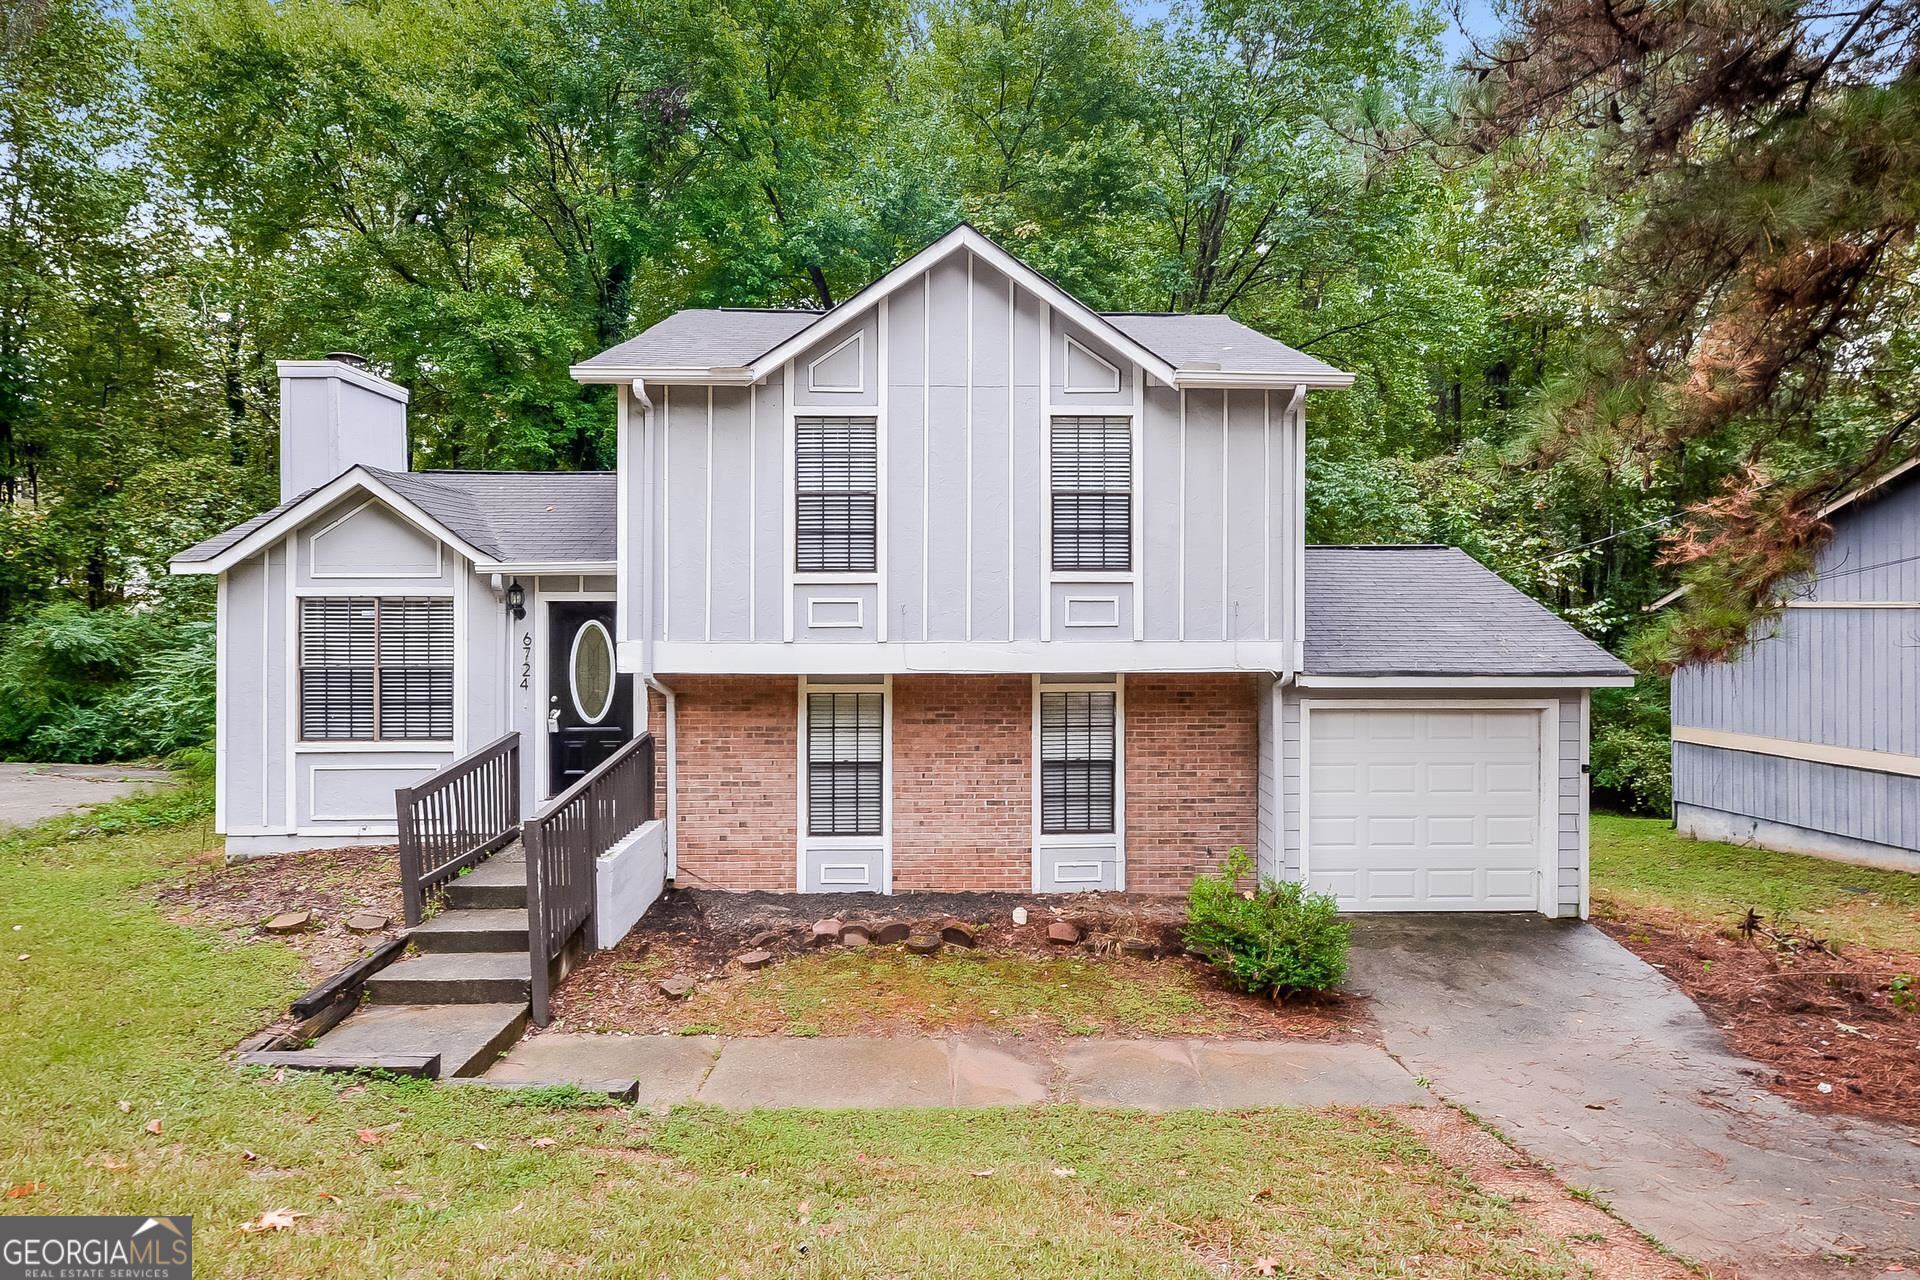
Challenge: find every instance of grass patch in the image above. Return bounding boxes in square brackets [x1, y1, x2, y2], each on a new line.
[1592, 815, 1920, 954]
[0, 780, 1585, 1277]
[672, 948, 1227, 1038]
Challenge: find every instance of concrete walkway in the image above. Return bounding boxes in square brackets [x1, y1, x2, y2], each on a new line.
[481, 1034, 1427, 1111]
[0, 763, 174, 832]
[1347, 916, 1920, 1280]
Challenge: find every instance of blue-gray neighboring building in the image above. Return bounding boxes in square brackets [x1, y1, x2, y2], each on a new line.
[1670, 457, 1920, 871]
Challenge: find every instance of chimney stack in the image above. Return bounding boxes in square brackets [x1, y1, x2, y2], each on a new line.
[276, 356, 410, 501]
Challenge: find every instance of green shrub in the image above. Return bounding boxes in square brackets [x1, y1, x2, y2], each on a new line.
[1182, 849, 1350, 999]
[1590, 675, 1672, 816]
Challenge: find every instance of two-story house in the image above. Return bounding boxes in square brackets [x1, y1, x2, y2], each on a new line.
[173, 225, 1632, 929]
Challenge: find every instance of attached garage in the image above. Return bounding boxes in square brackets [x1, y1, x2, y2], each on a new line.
[1303, 704, 1553, 911]
[1275, 545, 1642, 919]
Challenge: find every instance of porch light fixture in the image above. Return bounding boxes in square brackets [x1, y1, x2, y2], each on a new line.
[506, 579, 525, 621]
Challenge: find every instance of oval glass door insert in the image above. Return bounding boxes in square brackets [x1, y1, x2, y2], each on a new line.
[569, 619, 615, 724]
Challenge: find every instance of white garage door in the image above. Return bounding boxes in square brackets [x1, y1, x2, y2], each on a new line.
[1307, 708, 1543, 911]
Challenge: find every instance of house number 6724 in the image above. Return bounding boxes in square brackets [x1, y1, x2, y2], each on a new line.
[519, 632, 533, 689]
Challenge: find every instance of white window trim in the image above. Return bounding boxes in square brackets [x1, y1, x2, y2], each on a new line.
[1031, 674, 1126, 891]
[1061, 334, 1122, 393]
[796, 675, 893, 893]
[293, 593, 461, 749]
[1042, 409, 1140, 641]
[786, 371, 886, 639]
[1295, 698, 1562, 918]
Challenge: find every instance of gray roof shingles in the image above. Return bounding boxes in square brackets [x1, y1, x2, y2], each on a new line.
[575, 306, 1341, 380]
[1304, 545, 1633, 678]
[172, 468, 616, 566]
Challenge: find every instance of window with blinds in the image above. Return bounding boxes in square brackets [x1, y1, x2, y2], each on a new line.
[1050, 416, 1131, 572]
[806, 691, 883, 837]
[795, 416, 878, 573]
[1040, 690, 1116, 834]
[300, 597, 454, 741]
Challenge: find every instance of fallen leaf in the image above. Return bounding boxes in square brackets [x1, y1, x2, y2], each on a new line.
[117, 1101, 131, 1114]
[15, 953, 27, 962]
[316, 1192, 344, 1204]
[1584, 1103, 1606, 1111]
[241, 1150, 258, 1162]
[356, 1128, 388, 1146]
[1250, 1188, 1274, 1200]
[87, 1157, 129, 1172]
[970, 1169, 995, 1178]
[472, 1141, 490, 1151]
[144, 1120, 163, 1136]
[528, 1138, 555, 1149]
[237, 1208, 305, 1234]
[1255, 1258, 1278, 1277]
[6, 1183, 42, 1199]
[1050, 1167, 1075, 1178]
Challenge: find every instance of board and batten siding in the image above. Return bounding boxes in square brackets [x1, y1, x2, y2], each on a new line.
[1273, 686, 1590, 917]
[1671, 476, 1920, 859]
[634, 246, 1301, 658]
[216, 495, 532, 845]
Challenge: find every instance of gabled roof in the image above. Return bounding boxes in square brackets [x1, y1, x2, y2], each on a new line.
[571, 225, 1352, 391]
[170, 467, 615, 574]
[1304, 545, 1635, 680]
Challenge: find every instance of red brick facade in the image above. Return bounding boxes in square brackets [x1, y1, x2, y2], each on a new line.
[891, 675, 1033, 891]
[1121, 675, 1262, 893]
[659, 673, 1259, 894]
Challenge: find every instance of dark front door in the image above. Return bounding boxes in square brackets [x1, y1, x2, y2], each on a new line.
[546, 601, 633, 795]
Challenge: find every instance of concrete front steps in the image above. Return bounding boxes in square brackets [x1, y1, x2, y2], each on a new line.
[247, 842, 537, 1080]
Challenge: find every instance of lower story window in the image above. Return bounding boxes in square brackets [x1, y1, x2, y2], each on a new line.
[1041, 689, 1116, 834]
[300, 597, 454, 741]
[806, 690, 883, 836]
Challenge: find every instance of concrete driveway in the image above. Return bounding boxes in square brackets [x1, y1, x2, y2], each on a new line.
[1347, 915, 1920, 1279]
[0, 763, 174, 833]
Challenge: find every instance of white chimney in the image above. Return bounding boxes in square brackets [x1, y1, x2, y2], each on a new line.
[277, 354, 410, 500]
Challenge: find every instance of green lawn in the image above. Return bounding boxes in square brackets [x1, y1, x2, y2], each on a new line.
[0, 779, 1583, 1278]
[1592, 815, 1920, 955]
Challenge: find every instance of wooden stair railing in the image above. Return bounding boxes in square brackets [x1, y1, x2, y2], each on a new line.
[394, 732, 522, 927]
[524, 733, 656, 1025]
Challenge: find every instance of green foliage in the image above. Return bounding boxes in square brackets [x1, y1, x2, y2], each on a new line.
[0, 598, 215, 761]
[1589, 676, 1672, 816]
[1183, 849, 1350, 999]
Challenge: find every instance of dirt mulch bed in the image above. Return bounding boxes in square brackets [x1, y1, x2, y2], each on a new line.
[551, 887, 1368, 1043]
[1598, 913, 1919, 1129]
[154, 844, 406, 986]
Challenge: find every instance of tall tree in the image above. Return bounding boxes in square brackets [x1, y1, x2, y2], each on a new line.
[1469, 0, 1920, 664]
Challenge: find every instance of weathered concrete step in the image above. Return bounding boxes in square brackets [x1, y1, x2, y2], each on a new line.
[367, 951, 531, 1004]
[265, 1002, 528, 1078]
[445, 848, 526, 910]
[410, 908, 529, 953]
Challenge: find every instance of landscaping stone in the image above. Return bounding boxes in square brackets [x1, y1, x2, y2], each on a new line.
[345, 911, 391, 934]
[737, 950, 774, 970]
[810, 919, 843, 947]
[1047, 921, 1081, 946]
[872, 920, 911, 945]
[1119, 939, 1156, 960]
[940, 921, 978, 948]
[264, 910, 314, 934]
[905, 933, 941, 955]
[748, 929, 785, 950]
[838, 924, 871, 948]
[657, 976, 695, 1000]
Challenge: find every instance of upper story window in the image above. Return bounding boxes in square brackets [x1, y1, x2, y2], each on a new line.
[1050, 416, 1131, 573]
[795, 415, 878, 574]
[299, 597, 454, 741]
